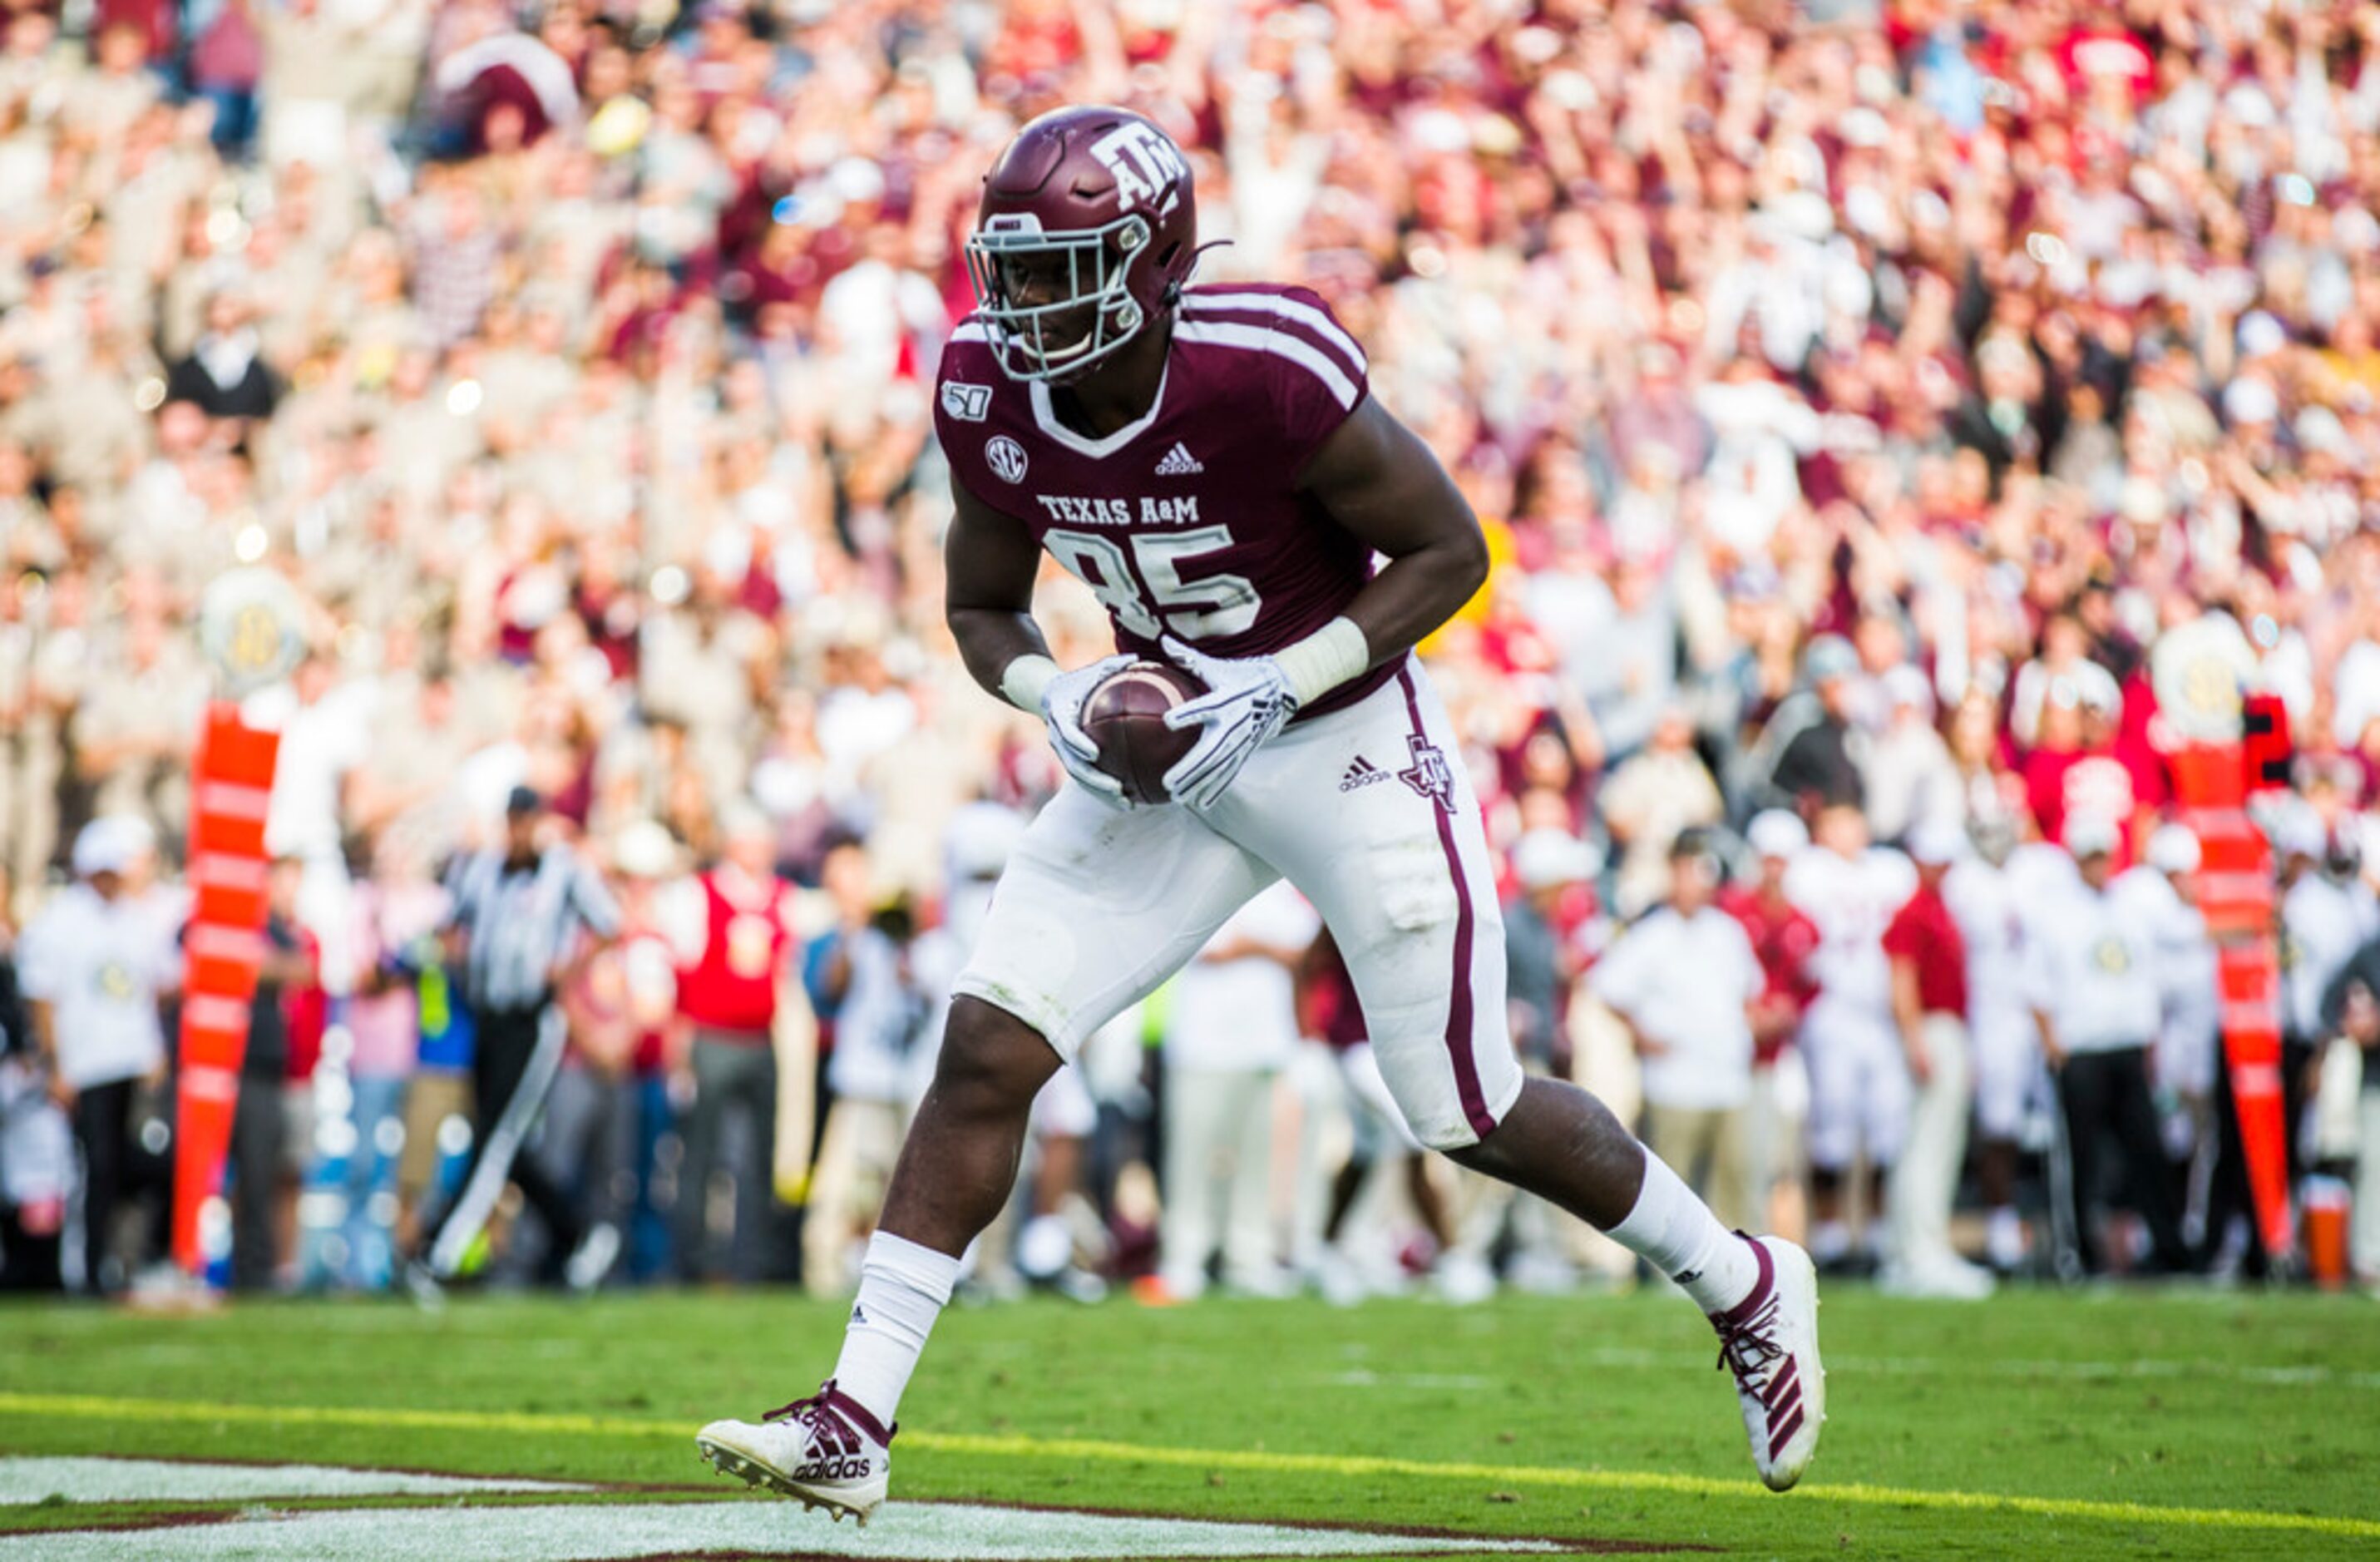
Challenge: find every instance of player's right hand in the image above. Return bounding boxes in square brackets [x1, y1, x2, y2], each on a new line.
[1040, 654, 1138, 807]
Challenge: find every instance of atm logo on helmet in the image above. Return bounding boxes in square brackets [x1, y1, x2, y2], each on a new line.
[1091, 121, 1186, 215]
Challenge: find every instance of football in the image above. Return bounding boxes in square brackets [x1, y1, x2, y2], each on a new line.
[1081, 660, 1207, 804]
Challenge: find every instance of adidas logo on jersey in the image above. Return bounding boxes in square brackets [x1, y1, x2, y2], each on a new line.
[1339, 756, 1390, 793]
[1154, 441, 1204, 475]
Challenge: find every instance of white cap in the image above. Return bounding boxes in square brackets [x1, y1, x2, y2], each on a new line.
[72, 815, 152, 879]
[613, 818, 679, 880]
[2237, 310, 2288, 361]
[1513, 828, 1602, 892]
[2223, 376, 2280, 427]
[2144, 823, 2201, 876]
[1747, 809, 1810, 860]
[2050, 661, 2123, 718]
[1765, 189, 1835, 242]
[2065, 812, 2122, 860]
[1908, 818, 1969, 868]
[2297, 404, 2351, 457]
[1805, 634, 1859, 683]
[1839, 106, 1891, 148]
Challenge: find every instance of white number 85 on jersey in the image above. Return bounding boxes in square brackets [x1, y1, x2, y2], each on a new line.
[1042, 526, 1260, 640]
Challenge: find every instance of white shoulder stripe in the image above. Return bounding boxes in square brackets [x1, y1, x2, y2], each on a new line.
[1173, 320, 1359, 409]
[1179, 292, 1366, 374]
[947, 322, 992, 344]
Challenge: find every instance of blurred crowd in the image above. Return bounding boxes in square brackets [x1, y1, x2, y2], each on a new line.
[5, 0, 2380, 1299]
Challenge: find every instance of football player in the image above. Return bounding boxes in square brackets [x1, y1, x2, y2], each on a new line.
[697, 107, 1823, 1521]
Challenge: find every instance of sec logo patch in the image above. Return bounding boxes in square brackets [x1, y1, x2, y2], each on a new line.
[986, 435, 1030, 483]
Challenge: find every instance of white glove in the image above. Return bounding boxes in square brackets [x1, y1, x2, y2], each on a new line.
[1040, 653, 1138, 806]
[1160, 635, 1299, 810]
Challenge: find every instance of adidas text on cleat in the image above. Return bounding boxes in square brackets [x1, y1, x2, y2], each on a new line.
[695, 1379, 892, 1525]
[1709, 1234, 1825, 1492]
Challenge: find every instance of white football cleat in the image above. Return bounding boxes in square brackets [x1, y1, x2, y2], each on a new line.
[1709, 1234, 1825, 1492]
[695, 1379, 892, 1525]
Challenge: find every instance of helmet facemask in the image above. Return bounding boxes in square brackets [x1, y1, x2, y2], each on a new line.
[965, 211, 1157, 384]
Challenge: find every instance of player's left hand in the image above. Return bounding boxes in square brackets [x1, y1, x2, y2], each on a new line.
[1158, 635, 1299, 810]
[1040, 653, 1138, 808]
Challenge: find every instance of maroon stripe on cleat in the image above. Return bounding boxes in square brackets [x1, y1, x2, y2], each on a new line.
[1762, 1363, 1799, 1411]
[817, 1382, 896, 1446]
[1767, 1406, 1806, 1462]
[1709, 1237, 1774, 1328]
[1767, 1379, 1803, 1427]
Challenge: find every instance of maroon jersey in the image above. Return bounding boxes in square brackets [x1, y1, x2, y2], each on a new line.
[935, 284, 1398, 719]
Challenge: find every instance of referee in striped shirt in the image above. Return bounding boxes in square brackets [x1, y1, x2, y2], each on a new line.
[410, 787, 620, 1293]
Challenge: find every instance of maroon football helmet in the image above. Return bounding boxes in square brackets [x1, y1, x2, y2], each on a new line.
[963, 106, 1198, 383]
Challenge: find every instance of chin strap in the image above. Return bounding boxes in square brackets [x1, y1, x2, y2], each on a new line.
[1158, 240, 1234, 311]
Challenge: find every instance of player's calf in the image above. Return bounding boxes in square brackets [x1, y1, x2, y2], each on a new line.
[1443, 1079, 1825, 1490]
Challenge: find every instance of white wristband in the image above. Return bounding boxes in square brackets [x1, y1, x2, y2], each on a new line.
[1272, 617, 1372, 706]
[999, 653, 1061, 713]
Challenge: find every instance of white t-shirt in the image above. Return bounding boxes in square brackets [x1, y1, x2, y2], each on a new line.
[822, 924, 922, 1105]
[2021, 877, 2164, 1054]
[17, 884, 180, 1088]
[251, 680, 376, 861]
[1591, 905, 1760, 1110]
[1783, 846, 1915, 1019]
[817, 685, 918, 787]
[2116, 866, 2220, 1085]
[1163, 882, 1320, 1075]
[2331, 639, 2380, 749]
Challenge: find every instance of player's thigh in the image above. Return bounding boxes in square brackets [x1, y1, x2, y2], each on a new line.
[955, 783, 1273, 1064]
[1222, 665, 1522, 1151]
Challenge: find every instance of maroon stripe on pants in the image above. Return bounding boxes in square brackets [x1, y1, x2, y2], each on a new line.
[1395, 668, 1496, 1139]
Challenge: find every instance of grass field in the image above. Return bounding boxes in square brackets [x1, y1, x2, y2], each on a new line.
[1, 1283, 2374, 1559]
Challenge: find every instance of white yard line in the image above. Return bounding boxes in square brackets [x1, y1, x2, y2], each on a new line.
[0, 1496, 1567, 1560]
[0, 1457, 589, 1505]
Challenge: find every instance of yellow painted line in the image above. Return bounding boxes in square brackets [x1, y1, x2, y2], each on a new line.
[0, 1391, 2371, 1541]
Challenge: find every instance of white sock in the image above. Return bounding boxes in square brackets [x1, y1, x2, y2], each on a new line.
[831, 1232, 960, 1428]
[1606, 1147, 1758, 1313]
